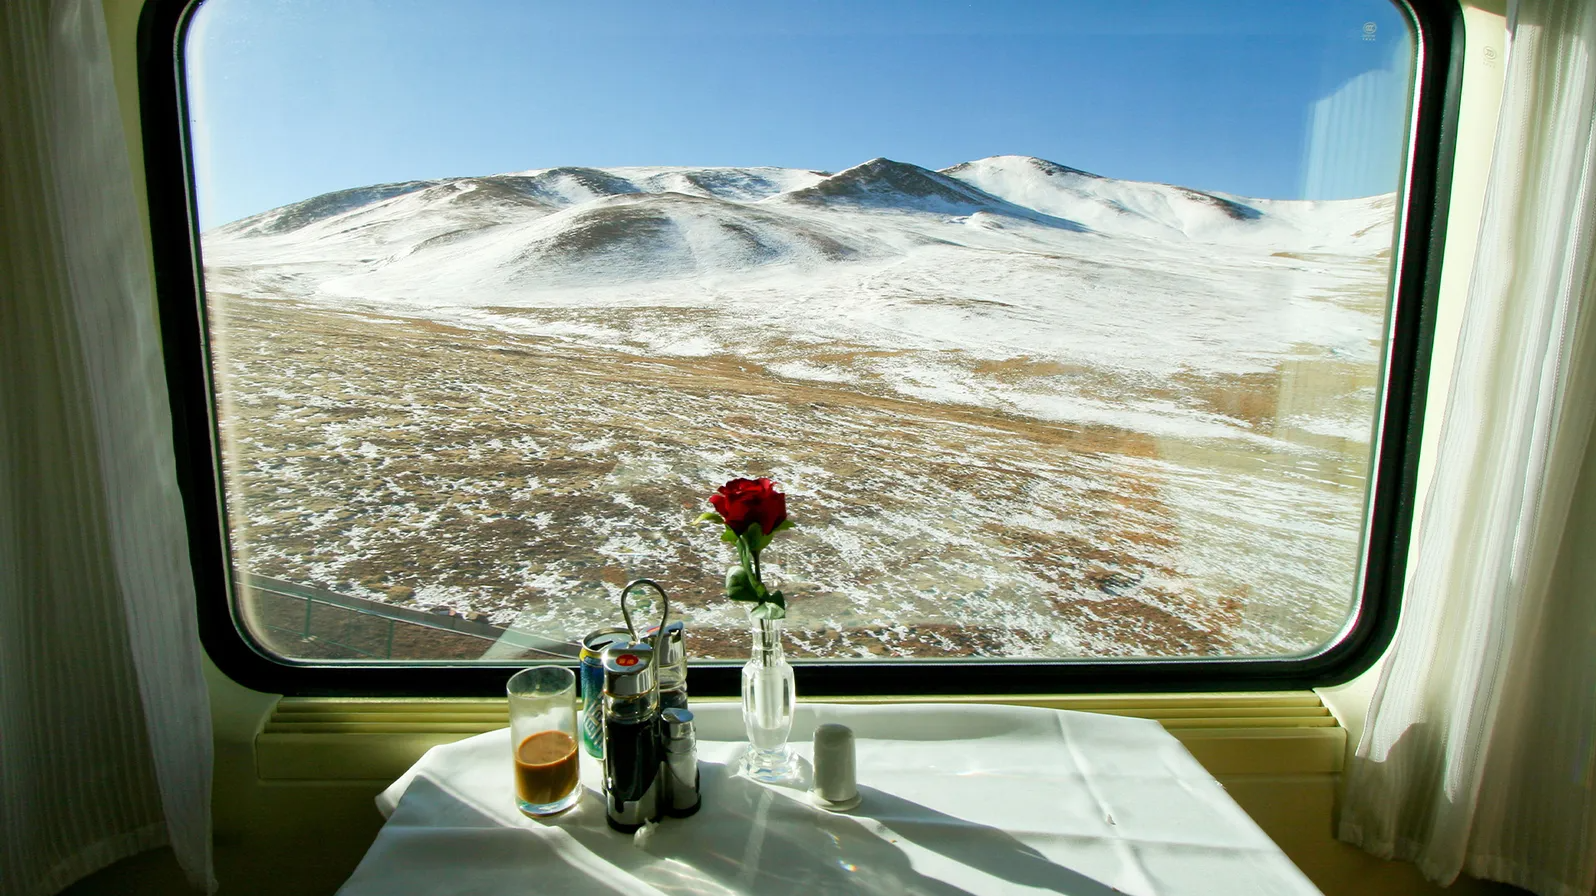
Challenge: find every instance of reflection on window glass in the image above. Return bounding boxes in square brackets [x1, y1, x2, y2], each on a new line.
[184, 0, 1416, 662]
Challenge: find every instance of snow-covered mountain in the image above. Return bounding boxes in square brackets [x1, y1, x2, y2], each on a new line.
[211, 155, 1388, 263]
[203, 155, 1394, 396]
[204, 156, 1402, 658]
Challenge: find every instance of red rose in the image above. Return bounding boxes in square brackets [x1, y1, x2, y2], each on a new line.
[710, 477, 787, 536]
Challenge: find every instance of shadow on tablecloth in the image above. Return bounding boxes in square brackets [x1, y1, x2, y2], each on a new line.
[570, 760, 1123, 896]
[343, 759, 1122, 896]
[851, 784, 1124, 896]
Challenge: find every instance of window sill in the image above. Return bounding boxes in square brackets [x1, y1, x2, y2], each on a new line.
[255, 692, 1343, 781]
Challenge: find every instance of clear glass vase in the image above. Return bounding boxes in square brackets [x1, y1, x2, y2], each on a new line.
[741, 612, 798, 782]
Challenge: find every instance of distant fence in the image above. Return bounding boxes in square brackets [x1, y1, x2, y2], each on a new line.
[244, 574, 582, 660]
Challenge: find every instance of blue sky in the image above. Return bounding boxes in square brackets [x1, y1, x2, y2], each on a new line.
[185, 0, 1415, 228]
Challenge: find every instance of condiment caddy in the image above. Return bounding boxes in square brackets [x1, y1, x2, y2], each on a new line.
[586, 579, 700, 833]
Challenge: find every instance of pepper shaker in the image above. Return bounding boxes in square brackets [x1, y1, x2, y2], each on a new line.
[661, 707, 701, 817]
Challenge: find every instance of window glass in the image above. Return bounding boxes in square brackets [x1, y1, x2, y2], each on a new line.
[183, 0, 1418, 662]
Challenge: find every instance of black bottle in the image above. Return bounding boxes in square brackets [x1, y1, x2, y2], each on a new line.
[601, 642, 661, 833]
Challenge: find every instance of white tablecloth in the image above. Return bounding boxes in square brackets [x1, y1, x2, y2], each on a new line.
[338, 702, 1321, 895]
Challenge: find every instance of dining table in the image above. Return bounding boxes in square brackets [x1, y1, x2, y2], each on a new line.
[335, 701, 1322, 895]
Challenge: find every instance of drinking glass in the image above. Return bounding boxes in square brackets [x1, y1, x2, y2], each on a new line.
[507, 666, 581, 817]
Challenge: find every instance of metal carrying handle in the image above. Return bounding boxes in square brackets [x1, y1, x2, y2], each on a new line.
[620, 578, 670, 659]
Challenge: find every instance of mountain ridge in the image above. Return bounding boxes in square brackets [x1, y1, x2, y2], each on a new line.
[203, 155, 1395, 301]
[212, 154, 1368, 236]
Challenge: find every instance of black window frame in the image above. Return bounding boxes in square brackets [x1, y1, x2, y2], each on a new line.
[137, 0, 1465, 697]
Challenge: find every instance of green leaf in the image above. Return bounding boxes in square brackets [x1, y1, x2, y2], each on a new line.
[719, 527, 738, 544]
[735, 531, 768, 600]
[747, 525, 776, 554]
[738, 528, 760, 566]
[748, 519, 792, 553]
[725, 565, 761, 603]
[696, 512, 725, 526]
[773, 519, 795, 534]
[749, 599, 786, 621]
[750, 590, 786, 620]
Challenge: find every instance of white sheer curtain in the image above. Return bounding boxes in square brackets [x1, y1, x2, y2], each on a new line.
[0, 0, 215, 893]
[1338, 0, 1596, 894]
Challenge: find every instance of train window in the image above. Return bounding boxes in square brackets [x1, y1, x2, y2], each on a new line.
[142, 0, 1459, 693]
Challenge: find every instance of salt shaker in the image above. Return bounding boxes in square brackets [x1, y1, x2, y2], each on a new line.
[810, 722, 862, 811]
[661, 707, 701, 817]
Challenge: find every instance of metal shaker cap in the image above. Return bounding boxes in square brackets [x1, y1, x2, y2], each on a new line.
[661, 707, 694, 739]
[646, 621, 686, 666]
[601, 642, 655, 697]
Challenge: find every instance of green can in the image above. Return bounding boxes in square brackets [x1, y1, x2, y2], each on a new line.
[579, 626, 632, 757]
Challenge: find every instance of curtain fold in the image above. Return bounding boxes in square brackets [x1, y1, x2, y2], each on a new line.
[1337, 1, 1596, 894]
[0, 0, 215, 893]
